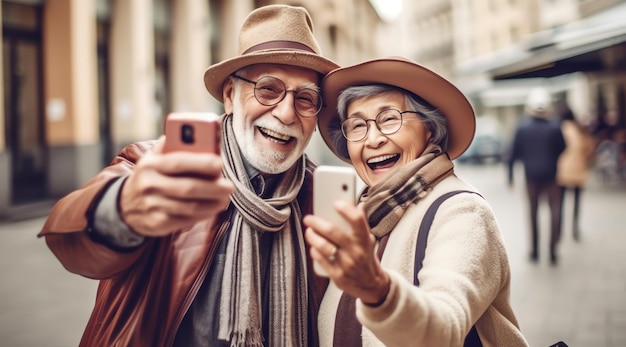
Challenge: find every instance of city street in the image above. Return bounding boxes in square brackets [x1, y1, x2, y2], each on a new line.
[0, 163, 624, 347]
[457, 163, 626, 347]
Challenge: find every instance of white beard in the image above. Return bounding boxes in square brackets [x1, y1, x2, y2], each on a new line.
[231, 92, 310, 174]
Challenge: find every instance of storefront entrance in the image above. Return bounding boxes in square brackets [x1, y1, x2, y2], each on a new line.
[3, 2, 47, 205]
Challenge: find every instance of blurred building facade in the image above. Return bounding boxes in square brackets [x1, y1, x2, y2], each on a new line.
[456, 0, 626, 142]
[1, 0, 212, 216]
[0, 0, 382, 217]
[383, 0, 625, 166]
[1, 0, 625, 217]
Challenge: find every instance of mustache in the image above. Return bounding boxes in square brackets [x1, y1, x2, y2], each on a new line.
[254, 118, 303, 139]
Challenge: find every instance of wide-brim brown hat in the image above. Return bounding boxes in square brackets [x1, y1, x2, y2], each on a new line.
[318, 57, 476, 163]
[204, 4, 339, 102]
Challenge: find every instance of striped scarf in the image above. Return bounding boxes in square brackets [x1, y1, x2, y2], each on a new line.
[218, 114, 309, 346]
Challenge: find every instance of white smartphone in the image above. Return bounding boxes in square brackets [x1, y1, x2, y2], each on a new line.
[312, 165, 357, 276]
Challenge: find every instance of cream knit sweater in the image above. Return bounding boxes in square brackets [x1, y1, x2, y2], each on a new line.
[317, 174, 529, 347]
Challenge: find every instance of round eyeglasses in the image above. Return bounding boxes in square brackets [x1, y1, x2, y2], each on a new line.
[341, 109, 421, 142]
[231, 75, 322, 118]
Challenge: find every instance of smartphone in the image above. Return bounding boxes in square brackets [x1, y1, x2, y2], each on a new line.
[312, 165, 357, 276]
[163, 112, 221, 154]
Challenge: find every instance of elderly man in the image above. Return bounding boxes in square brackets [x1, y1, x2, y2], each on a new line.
[38, 5, 338, 347]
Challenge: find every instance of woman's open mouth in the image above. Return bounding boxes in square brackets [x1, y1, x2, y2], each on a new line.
[367, 154, 399, 170]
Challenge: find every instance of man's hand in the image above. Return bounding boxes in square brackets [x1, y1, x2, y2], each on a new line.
[120, 137, 235, 236]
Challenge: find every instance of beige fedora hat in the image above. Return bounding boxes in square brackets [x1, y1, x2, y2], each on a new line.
[318, 57, 476, 163]
[204, 4, 339, 102]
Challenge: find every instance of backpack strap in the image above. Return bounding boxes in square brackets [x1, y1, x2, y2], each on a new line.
[414, 190, 480, 284]
[413, 189, 483, 347]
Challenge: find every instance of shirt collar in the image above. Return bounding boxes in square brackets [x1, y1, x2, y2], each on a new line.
[242, 156, 282, 198]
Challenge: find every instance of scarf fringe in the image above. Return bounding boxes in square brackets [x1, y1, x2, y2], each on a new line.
[227, 329, 265, 347]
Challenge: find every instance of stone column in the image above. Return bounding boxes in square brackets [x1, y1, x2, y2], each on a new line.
[110, 0, 156, 147]
[170, 0, 215, 113]
[43, 0, 100, 197]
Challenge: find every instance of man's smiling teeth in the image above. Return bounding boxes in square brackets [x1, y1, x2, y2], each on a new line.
[367, 154, 397, 164]
[258, 127, 292, 143]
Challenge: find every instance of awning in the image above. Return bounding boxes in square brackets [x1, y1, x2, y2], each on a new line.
[486, 3, 626, 80]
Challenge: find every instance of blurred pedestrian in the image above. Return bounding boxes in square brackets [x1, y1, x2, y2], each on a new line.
[508, 87, 566, 265]
[590, 110, 625, 183]
[36, 5, 339, 346]
[556, 104, 596, 241]
[307, 57, 528, 346]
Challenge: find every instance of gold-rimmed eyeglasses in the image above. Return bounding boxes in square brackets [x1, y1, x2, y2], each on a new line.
[341, 109, 421, 142]
[231, 75, 322, 118]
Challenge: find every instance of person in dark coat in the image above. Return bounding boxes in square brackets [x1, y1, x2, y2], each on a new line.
[508, 87, 566, 265]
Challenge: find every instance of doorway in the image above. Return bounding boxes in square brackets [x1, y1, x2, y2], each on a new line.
[2, 2, 47, 205]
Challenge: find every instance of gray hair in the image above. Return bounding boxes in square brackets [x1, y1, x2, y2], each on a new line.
[333, 84, 448, 150]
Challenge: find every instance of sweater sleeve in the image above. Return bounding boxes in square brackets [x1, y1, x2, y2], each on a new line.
[92, 176, 146, 249]
[356, 193, 510, 346]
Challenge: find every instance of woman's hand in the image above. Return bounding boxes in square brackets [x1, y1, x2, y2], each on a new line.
[303, 201, 391, 305]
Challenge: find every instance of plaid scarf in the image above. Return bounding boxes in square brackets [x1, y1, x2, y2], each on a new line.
[359, 144, 454, 238]
[218, 114, 309, 346]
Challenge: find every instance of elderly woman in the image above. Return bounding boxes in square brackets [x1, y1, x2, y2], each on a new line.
[303, 57, 528, 346]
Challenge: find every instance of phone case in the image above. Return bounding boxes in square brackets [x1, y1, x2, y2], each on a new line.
[163, 112, 221, 154]
[313, 165, 357, 276]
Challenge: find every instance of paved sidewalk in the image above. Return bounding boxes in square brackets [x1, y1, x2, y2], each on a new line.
[456, 163, 626, 347]
[0, 217, 97, 347]
[511, 180, 626, 347]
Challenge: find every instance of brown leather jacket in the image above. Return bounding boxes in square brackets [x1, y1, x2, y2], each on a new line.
[38, 140, 327, 347]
